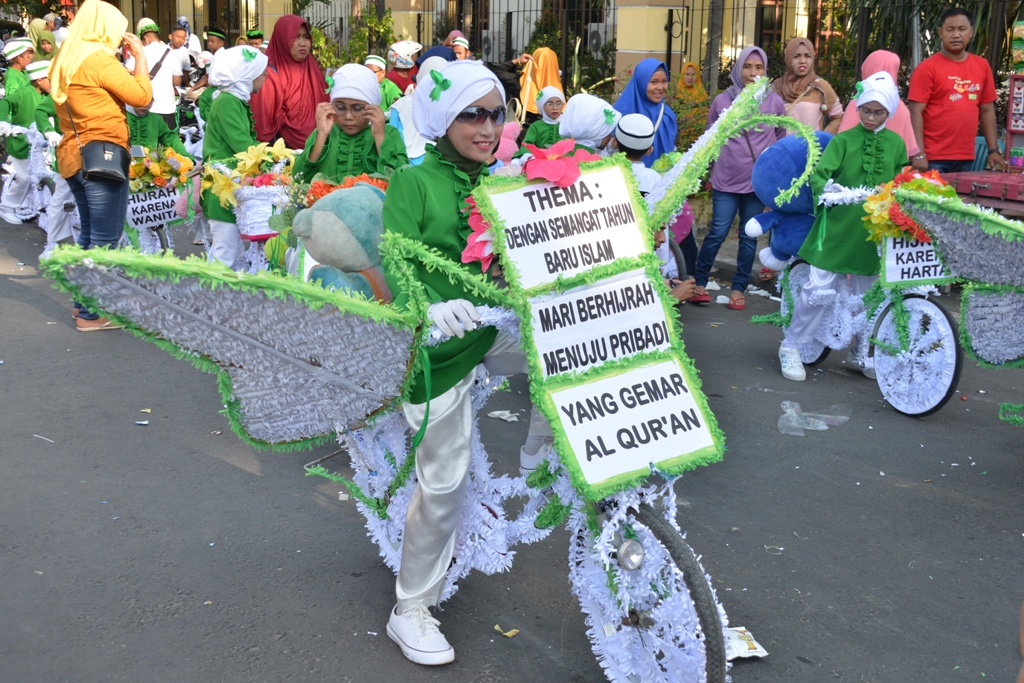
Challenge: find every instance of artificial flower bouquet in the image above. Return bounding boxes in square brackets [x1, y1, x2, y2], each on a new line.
[201, 139, 297, 239]
[128, 147, 194, 193]
[863, 167, 957, 243]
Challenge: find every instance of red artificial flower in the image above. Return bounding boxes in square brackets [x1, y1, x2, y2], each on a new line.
[522, 139, 598, 188]
[461, 196, 495, 273]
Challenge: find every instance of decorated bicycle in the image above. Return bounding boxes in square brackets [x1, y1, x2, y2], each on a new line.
[40, 78, 814, 682]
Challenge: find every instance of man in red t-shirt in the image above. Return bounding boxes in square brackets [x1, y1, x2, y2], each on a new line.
[908, 7, 1003, 173]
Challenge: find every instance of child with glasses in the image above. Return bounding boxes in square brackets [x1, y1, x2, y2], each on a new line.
[778, 72, 908, 382]
[292, 64, 408, 182]
[380, 60, 553, 668]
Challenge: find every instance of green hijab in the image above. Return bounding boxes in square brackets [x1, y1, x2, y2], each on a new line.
[29, 20, 58, 61]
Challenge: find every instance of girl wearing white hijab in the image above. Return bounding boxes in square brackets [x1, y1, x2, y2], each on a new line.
[380, 60, 554, 667]
[518, 84, 565, 151]
[777, 71, 907, 383]
[558, 92, 620, 154]
[201, 45, 268, 268]
[388, 54, 453, 165]
[292, 63, 408, 181]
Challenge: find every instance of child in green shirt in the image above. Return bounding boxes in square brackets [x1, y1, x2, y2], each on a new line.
[127, 104, 192, 159]
[292, 63, 408, 182]
[201, 45, 268, 268]
[519, 85, 564, 151]
[0, 38, 38, 224]
[365, 54, 403, 112]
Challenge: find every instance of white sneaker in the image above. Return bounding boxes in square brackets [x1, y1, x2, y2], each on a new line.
[520, 442, 553, 477]
[779, 345, 806, 381]
[387, 604, 454, 666]
[0, 207, 22, 224]
[40, 242, 57, 260]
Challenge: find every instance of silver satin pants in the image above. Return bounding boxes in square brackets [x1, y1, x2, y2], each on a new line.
[396, 330, 547, 610]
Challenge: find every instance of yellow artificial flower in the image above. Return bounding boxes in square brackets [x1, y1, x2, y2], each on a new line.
[269, 137, 296, 164]
[206, 169, 239, 208]
[234, 142, 272, 176]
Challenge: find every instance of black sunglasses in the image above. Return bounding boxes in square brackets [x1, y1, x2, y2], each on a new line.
[454, 106, 506, 126]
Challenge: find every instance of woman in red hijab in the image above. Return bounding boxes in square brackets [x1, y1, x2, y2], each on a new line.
[250, 15, 328, 149]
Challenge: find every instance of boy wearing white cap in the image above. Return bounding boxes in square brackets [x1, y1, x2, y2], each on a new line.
[292, 63, 408, 181]
[365, 54, 402, 111]
[451, 36, 470, 60]
[778, 71, 908, 382]
[615, 113, 696, 302]
[0, 38, 39, 224]
[31, 61, 78, 257]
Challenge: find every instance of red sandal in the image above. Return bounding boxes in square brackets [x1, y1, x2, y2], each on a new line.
[727, 295, 746, 310]
[690, 292, 711, 304]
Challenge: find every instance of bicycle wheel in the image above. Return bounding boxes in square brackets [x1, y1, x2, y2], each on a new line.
[781, 260, 830, 366]
[568, 502, 727, 683]
[871, 294, 962, 417]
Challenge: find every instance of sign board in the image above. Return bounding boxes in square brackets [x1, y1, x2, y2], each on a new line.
[127, 186, 182, 230]
[475, 157, 723, 500]
[485, 166, 649, 290]
[881, 235, 953, 286]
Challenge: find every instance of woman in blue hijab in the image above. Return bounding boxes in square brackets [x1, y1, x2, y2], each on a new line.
[613, 58, 676, 167]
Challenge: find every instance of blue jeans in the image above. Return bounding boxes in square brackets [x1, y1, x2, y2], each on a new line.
[66, 170, 129, 320]
[928, 159, 972, 174]
[693, 189, 763, 292]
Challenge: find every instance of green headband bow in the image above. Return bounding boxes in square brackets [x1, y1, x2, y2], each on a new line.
[429, 69, 451, 102]
[603, 109, 616, 125]
[854, 81, 864, 99]
[536, 90, 544, 101]
[242, 47, 257, 62]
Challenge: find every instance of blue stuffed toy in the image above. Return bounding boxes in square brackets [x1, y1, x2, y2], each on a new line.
[292, 182, 392, 302]
[744, 130, 833, 272]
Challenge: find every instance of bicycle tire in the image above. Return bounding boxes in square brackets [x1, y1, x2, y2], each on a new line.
[871, 294, 963, 417]
[634, 505, 727, 683]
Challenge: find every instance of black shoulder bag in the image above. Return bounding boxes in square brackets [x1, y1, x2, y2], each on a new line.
[65, 102, 130, 183]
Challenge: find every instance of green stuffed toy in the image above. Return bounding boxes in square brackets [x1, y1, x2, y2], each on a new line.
[292, 182, 393, 302]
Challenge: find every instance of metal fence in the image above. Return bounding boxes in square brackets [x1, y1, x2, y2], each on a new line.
[122, 0, 260, 47]
[298, 0, 616, 94]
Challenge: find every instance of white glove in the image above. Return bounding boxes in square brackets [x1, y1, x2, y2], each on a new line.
[743, 216, 765, 238]
[822, 179, 848, 195]
[0, 121, 12, 136]
[45, 132, 62, 146]
[428, 300, 480, 339]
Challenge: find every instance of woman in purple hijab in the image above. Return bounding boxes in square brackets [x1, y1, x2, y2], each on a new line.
[689, 46, 787, 309]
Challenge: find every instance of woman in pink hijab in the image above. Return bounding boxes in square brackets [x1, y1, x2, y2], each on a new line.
[838, 50, 919, 157]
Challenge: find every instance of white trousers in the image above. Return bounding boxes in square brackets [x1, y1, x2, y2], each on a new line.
[45, 174, 76, 243]
[396, 330, 550, 610]
[0, 157, 32, 217]
[207, 218, 242, 269]
[784, 266, 877, 346]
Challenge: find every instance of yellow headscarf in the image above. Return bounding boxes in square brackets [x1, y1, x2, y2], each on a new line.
[520, 47, 563, 114]
[27, 18, 46, 49]
[675, 61, 707, 101]
[49, 0, 128, 105]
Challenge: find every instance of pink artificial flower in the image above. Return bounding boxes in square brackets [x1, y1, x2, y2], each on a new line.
[522, 139, 599, 188]
[461, 196, 495, 273]
[253, 173, 276, 188]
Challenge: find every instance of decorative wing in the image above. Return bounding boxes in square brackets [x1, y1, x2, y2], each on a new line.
[42, 248, 417, 449]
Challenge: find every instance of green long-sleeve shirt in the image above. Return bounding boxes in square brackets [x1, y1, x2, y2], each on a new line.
[292, 124, 408, 182]
[0, 68, 39, 159]
[382, 145, 498, 403]
[201, 92, 257, 223]
[799, 124, 908, 276]
[127, 111, 191, 159]
[34, 94, 61, 134]
[380, 78, 402, 112]
[515, 120, 562, 158]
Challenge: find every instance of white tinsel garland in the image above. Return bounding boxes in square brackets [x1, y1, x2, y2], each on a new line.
[962, 288, 1024, 365]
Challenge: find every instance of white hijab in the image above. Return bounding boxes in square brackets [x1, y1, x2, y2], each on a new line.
[537, 85, 565, 125]
[412, 60, 504, 142]
[559, 93, 621, 152]
[330, 63, 382, 106]
[856, 71, 900, 133]
[209, 45, 268, 103]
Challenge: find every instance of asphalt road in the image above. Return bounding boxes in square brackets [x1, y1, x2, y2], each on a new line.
[1, 221, 1022, 682]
